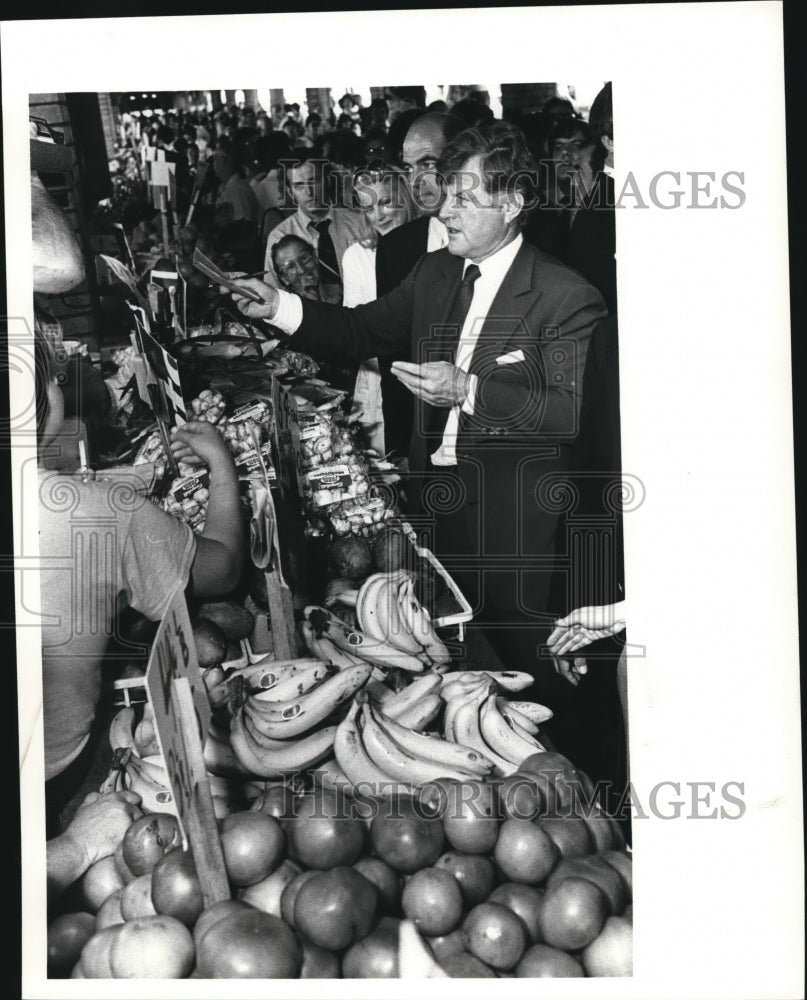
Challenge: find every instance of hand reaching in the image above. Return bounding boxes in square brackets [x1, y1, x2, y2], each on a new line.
[170, 420, 232, 470]
[547, 602, 626, 657]
[224, 276, 279, 320]
[551, 654, 589, 687]
[62, 790, 143, 868]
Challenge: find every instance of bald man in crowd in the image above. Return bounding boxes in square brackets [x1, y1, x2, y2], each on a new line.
[374, 112, 467, 456]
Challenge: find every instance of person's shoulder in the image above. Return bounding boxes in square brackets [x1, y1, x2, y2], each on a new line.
[378, 216, 430, 253]
[523, 239, 598, 288]
[266, 211, 303, 243]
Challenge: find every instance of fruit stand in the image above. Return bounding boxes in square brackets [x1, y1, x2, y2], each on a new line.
[45, 270, 632, 981]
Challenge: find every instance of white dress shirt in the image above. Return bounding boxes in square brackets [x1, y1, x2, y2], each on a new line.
[431, 234, 523, 466]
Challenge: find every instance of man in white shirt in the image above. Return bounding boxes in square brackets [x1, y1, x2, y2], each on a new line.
[262, 150, 365, 298]
[229, 122, 607, 689]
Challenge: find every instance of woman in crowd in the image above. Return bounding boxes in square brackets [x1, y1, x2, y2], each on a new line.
[341, 162, 419, 454]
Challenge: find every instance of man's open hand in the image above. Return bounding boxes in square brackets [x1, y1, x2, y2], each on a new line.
[391, 361, 470, 407]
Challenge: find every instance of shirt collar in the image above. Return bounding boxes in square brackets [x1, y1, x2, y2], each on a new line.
[303, 208, 334, 232]
[464, 232, 523, 280]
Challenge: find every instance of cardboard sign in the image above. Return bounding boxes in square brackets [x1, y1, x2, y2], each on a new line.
[145, 588, 230, 905]
[137, 328, 188, 427]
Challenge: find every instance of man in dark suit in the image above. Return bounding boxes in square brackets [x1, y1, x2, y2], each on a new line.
[374, 112, 467, 457]
[230, 121, 607, 685]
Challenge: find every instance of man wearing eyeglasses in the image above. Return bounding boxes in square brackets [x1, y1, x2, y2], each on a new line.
[262, 149, 365, 300]
[228, 122, 607, 704]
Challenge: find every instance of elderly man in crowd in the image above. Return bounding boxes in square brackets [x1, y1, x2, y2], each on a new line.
[228, 122, 607, 708]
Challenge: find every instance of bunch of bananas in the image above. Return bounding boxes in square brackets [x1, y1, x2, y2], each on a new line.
[326, 674, 497, 797]
[103, 706, 260, 818]
[227, 656, 374, 780]
[302, 569, 451, 675]
[440, 671, 552, 776]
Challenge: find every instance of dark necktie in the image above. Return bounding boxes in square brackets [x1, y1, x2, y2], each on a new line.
[428, 262, 481, 439]
[314, 218, 343, 297]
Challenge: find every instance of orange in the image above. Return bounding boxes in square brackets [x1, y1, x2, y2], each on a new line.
[487, 882, 543, 943]
[441, 779, 500, 854]
[516, 942, 585, 977]
[581, 915, 633, 976]
[461, 901, 528, 971]
[538, 876, 608, 951]
[402, 867, 464, 936]
[493, 818, 560, 884]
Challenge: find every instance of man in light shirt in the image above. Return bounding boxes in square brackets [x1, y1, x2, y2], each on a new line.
[262, 149, 365, 298]
[229, 121, 606, 686]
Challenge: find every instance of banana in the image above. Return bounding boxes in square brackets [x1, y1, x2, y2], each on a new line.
[123, 753, 178, 815]
[441, 676, 489, 741]
[440, 678, 481, 702]
[203, 725, 252, 776]
[504, 699, 554, 724]
[229, 657, 324, 689]
[250, 662, 336, 703]
[355, 574, 391, 643]
[381, 671, 442, 719]
[397, 576, 451, 666]
[109, 707, 138, 755]
[230, 709, 337, 779]
[378, 573, 429, 656]
[374, 701, 494, 776]
[448, 670, 535, 692]
[309, 606, 427, 673]
[392, 692, 443, 732]
[299, 619, 323, 658]
[479, 693, 545, 767]
[242, 703, 305, 749]
[451, 683, 517, 777]
[240, 662, 373, 739]
[333, 700, 412, 798]
[325, 589, 359, 609]
[312, 632, 369, 671]
[361, 701, 480, 786]
[497, 699, 540, 736]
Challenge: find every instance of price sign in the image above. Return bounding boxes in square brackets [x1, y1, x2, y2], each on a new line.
[145, 588, 230, 905]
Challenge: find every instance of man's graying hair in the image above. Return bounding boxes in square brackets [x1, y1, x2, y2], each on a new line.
[437, 121, 539, 222]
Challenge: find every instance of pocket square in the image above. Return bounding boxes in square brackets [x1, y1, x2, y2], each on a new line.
[495, 349, 526, 365]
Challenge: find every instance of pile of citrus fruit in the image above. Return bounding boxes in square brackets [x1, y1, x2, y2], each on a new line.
[49, 751, 632, 979]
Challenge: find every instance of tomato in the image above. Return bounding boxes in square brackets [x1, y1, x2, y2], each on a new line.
[79, 925, 122, 978]
[279, 869, 319, 928]
[121, 813, 182, 877]
[581, 915, 633, 976]
[515, 942, 585, 977]
[80, 855, 125, 914]
[193, 898, 254, 949]
[439, 951, 497, 977]
[493, 818, 559, 885]
[238, 858, 301, 916]
[352, 856, 403, 915]
[47, 912, 95, 976]
[113, 841, 137, 884]
[546, 855, 628, 915]
[294, 866, 377, 950]
[150, 847, 204, 926]
[424, 928, 466, 961]
[286, 789, 366, 869]
[219, 811, 285, 886]
[537, 815, 594, 857]
[370, 795, 446, 873]
[519, 752, 593, 815]
[441, 779, 500, 854]
[402, 867, 463, 937]
[300, 939, 341, 979]
[196, 909, 301, 978]
[435, 851, 497, 908]
[94, 888, 125, 930]
[109, 914, 195, 978]
[497, 772, 544, 821]
[538, 876, 609, 951]
[461, 901, 528, 971]
[487, 882, 543, 943]
[120, 872, 158, 920]
[600, 849, 633, 900]
[341, 916, 401, 978]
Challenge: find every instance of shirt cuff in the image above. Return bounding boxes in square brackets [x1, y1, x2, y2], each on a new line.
[272, 290, 304, 334]
[461, 373, 479, 415]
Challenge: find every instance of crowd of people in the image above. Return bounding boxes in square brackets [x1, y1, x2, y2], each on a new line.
[33, 82, 629, 886]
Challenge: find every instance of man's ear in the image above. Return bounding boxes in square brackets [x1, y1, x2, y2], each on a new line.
[502, 187, 525, 226]
[601, 135, 614, 156]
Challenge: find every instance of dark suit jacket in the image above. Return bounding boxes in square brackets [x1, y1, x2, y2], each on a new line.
[287, 239, 607, 614]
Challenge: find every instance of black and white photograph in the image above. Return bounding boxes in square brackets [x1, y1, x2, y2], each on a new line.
[2, 5, 802, 998]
